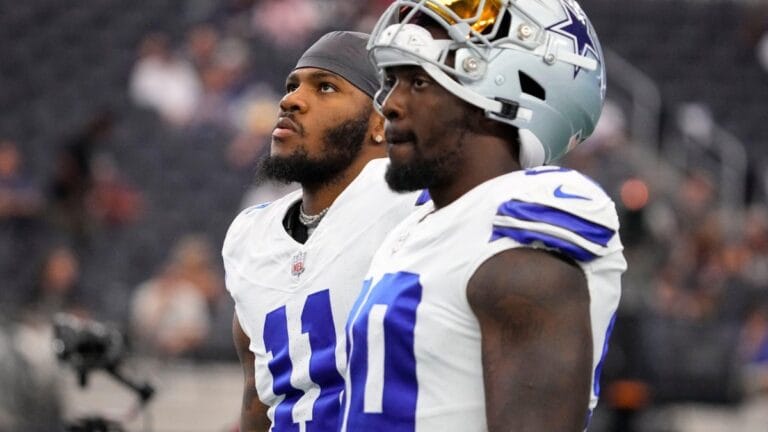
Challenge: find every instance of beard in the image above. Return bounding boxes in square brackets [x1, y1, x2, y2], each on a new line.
[257, 108, 371, 186]
[385, 130, 466, 193]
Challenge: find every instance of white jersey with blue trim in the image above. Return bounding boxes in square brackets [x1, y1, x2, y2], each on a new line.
[340, 166, 627, 432]
[222, 158, 419, 432]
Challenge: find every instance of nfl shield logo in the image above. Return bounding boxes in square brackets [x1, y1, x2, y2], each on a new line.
[291, 251, 306, 277]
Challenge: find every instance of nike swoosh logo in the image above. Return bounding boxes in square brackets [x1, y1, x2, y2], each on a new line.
[554, 185, 591, 200]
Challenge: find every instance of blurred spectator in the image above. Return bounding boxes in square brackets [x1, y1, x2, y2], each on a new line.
[226, 89, 279, 170]
[740, 301, 768, 396]
[3, 246, 87, 429]
[355, 0, 395, 31]
[0, 0, 765, 429]
[0, 139, 43, 222]
[226, 90, 300, 207]
[740, 205, 768, 287]
[130, 235, 223, 358]
[86, 155, 144, 227]
[251, 0, 319, 49]
[0, 139, 46, 317]
[676, 170, 717, 229]
[25, 245, 88, 320]
[213, 0, 257, 21]
[129, 32, 202, 127]
[651, 210, 732, 320]
[48, 111, 115, 243]
[190, 37, 251, 129]
[185, 24, 220, 71]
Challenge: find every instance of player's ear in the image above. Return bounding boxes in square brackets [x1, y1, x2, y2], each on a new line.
[369, 109, 385, 147]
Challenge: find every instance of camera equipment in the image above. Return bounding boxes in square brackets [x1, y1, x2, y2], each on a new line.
[65, 416, 125, 432]
[53, 314, 155, 432]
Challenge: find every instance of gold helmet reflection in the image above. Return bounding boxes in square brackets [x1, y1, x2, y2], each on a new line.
[423, 0, 502, 34]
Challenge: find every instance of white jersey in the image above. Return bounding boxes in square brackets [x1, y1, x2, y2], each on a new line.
[341, 166, 627, 432]
[223, 158, 419, 432]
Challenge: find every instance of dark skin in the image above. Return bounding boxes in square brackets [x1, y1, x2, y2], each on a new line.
[468, 251, 592, 432]
[271, 67, 386, 213]
[382, 66, 519, 204]
[381, 61, 593, 431]
[233, 67, 386, 432]
[233, 317, 271, 432]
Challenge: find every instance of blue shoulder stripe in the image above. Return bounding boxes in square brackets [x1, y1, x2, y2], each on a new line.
[415, 189, 431, 206]
[497, 200, 614, 247]
[244, 201, 271, 214]
[490, 226, 598, 262]
[524, 167, 572, 176]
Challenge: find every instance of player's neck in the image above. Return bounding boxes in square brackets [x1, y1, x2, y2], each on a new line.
[430, 139, 520, 209]
[299, 158, 368, 214]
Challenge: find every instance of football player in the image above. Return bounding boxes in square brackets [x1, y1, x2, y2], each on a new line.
[223, 32, 419, 432]
[340, 1, 627, 431]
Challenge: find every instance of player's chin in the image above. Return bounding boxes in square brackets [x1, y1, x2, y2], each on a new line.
[384, 159, 427, 193]
[270, 136, 299, 156]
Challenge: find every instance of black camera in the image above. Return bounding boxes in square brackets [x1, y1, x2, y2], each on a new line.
[53, 313, 125, 385]
[53, 314, 155, 432]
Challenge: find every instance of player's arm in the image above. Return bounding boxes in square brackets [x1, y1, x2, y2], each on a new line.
[233, 313, 271, 432]
[467, 247, 592, 432]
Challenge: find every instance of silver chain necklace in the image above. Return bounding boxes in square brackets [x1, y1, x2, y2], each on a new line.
[298, 205, 329, 227]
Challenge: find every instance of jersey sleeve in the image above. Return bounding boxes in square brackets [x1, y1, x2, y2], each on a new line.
[222, 202, 279, 341]
[489, 169, 622, 263]
[221, 201, 275, 296]
[222, 203, 267, 262]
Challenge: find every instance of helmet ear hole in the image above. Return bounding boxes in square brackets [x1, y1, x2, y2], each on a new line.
[518, 72, 545, 100]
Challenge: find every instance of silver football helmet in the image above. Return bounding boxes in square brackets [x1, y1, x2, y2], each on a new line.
[368, 0, 606, 167]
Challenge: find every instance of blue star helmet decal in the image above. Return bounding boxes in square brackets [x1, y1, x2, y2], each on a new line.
[547, 0, 601, 78]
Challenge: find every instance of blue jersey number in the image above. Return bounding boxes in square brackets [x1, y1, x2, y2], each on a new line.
[342, 272, 423, 432]
[263, 289, 344, 432]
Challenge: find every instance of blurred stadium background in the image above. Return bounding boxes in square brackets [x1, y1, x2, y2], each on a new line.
[0, 0, 766, 431]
